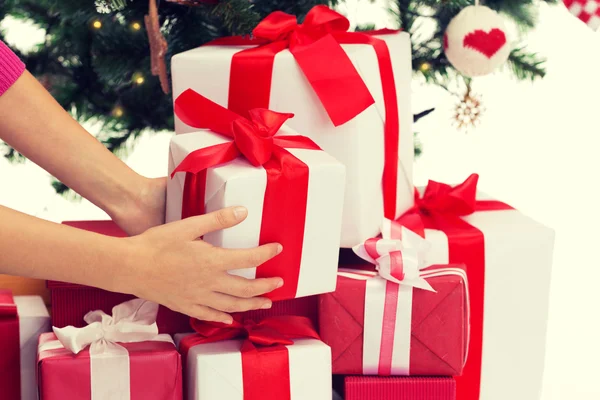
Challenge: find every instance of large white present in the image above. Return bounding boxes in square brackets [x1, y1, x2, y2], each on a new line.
[171, 6, 414, 247]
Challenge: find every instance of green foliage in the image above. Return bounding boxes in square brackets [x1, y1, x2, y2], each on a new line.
[0, 0, 552, 194]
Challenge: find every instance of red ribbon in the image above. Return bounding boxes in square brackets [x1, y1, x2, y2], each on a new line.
[172, 89, 321, 300]
[180, 316, 320, 400]
[208, 5, 402, 219]
[398, 174, 513, 400]
[0, 290, 21, 400]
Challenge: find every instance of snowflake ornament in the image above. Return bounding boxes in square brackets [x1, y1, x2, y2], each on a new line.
[454, 90, 485, 131]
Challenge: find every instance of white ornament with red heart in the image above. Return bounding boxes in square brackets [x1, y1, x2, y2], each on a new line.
[444, 5, 511, 77]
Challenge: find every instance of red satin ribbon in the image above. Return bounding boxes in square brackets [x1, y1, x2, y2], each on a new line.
[398, 174, 513, 400]
[180, 316, 320, 400]
[207, 5, 401, 219]
[0, 290, 21, 400]
[172, 89, 321, 300]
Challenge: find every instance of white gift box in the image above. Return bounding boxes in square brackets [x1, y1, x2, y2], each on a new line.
[15, 296, 51, 400]
[171, 31, 414, 248]
[418, 191, 554, 400]
[166, 129, 346, 299]
[175, 334, 332, 400]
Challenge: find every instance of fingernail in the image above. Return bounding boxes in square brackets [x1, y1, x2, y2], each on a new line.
[276, 244, 283, 254]
[233, 206, 247, 220]
[261, 302, 272, 309]
[276, 279, 284, 289]
[222, 318, 233, 325]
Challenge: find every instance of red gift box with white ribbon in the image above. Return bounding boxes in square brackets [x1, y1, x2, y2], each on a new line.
[319, 220, 468, 376]
[37, 299, 182, 400]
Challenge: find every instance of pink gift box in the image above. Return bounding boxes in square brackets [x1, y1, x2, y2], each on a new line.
[37, 332, 182, 400]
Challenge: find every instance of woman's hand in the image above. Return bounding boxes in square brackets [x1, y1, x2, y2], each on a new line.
[110, 176, 168, 236]
[120, 206, 283, 324]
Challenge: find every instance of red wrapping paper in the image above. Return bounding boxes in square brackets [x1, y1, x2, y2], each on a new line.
[50, 221, 319, 330]
[344, 376, 456, 400]
[319, 265, 467, 375]
[0, 290, 20, 400]
[37, 332, 182, 400]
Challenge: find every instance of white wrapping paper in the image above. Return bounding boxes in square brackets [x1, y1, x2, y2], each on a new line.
[14, 296, 50, 400]
[420, 191, 554, 400]
[171, 31, 414, 247]
[175, 335, 332, 400]
[166, 129, 346, 299]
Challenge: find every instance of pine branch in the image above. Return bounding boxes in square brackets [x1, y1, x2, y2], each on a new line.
[506, 46, 546, 81]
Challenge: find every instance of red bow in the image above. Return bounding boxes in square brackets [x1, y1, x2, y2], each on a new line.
[211, 5, 375, 127]
[189, 316, 321, 348]
[415, 173, 479, 216]
[252, 6, 351, 45]
[209, 5, 403, 219]
[180, 316, 321, 400]
[171, 89, 320, 177]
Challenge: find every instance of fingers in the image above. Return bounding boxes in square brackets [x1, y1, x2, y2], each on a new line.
[199, 207, 248, 236]
[159, 206, 248, 241]
[206, 292, 272, 314]
[187, 304, 233, 325]
[220, 243, 283, 270]
[217, 275, 283, 298]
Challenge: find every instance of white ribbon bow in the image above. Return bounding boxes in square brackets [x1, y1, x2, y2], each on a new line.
[38, 299, 174, 400]
[53, 298, 162, 354]
[352, 219, 435, 291]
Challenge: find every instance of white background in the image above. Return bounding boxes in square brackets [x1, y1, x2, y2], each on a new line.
[1, 2, 599, 399]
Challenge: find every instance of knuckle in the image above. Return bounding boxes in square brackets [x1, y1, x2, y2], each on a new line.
[240, 283, 257, 298]
[214, 210, 230, 228]
[249, 251, 265, 267]
[222, 302, 240, 313]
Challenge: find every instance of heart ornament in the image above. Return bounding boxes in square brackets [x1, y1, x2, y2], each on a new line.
[444, 5, 511, 77]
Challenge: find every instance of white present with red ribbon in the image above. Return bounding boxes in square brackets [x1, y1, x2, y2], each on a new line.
[176, 316, 331, 400]
[36, 299, 182, 400]
[0, 291, 50, 400]
[166, 90, 345, 301]
[171, 6, 414, 248]
[395, 174, 554, 400]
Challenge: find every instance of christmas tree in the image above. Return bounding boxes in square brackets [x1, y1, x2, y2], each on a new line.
[0, 0, 554, 194]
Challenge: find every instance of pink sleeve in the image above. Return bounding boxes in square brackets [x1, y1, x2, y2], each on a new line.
[0, 40, 26, 96]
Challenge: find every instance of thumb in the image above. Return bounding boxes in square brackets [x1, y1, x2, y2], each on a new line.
[161, 207, 248, 241]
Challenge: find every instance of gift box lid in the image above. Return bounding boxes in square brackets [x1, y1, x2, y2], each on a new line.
[47, 221, 127, 289]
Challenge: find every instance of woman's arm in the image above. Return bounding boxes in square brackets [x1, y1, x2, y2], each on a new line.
[0, 204, 283, 323]
[0, 71, 161, 234]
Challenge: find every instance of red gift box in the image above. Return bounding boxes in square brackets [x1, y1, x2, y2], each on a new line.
[51, 221, 319, 331]
[319, 265, 467, 376]
[37, 332, 182, 399]
[344, 376, 456, 400]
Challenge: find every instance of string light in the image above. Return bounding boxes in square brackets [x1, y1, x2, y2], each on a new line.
[132, 72, 145, 85]
[131, 21, 142, 31]
[112, 106, 124, 118]
[91, 19, 103, 30]
[419, 62, 431, 73]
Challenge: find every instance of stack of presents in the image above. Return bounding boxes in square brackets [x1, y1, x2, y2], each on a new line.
[0, 6, 554, 400]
